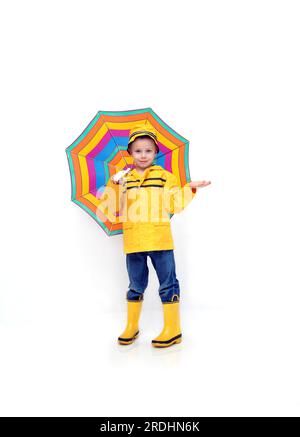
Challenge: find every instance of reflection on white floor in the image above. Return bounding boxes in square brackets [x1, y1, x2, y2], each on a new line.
[0, 304, 299, 417]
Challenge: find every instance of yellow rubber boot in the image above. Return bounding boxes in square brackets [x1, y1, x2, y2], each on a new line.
[152, 302, 182, 348]
[118, 300, 143, 345]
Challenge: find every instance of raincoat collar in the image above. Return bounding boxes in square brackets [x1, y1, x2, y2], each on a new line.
[129, 164, 162, 179]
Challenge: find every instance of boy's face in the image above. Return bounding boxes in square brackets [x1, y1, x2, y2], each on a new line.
[129, 137, 157, 169]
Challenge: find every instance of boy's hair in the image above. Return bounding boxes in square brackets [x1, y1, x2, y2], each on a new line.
[127, 135, 159, 155]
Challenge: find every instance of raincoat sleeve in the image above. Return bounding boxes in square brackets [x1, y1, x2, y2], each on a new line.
[97, 177, 125, 221]
[163, 171, 197, 215]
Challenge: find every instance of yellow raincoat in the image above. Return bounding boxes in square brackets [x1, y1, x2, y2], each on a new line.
[99, 165, 197, 254]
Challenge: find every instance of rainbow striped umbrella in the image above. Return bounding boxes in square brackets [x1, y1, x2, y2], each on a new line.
[66, 108, 192, 236]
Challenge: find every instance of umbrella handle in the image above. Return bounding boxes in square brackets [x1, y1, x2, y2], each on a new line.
[111, 168, 130, 183]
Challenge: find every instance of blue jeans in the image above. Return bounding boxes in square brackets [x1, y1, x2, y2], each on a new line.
[126, 250, 180, 303]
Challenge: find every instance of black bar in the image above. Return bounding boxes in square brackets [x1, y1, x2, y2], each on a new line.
[0, 417, 298, 435]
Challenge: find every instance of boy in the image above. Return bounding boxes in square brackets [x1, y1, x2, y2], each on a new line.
[103, 122, 211, 347]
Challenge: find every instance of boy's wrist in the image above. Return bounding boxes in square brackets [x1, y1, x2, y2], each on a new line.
[188, 182, 197, 194]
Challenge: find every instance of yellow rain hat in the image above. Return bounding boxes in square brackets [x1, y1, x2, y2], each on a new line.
[128, 121, 158, 146]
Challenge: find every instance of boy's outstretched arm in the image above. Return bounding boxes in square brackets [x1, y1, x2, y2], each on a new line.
[163, 172, 197, 215]
[189, 180, 212, 189]
[163, 172, 212, 215]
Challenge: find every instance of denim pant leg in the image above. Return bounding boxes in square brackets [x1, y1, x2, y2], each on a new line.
[126, 252, 149, 301]
[148, 250, 180, 303]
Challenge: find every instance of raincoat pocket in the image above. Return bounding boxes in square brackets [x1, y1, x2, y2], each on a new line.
[122, 221, 175, 254]
[153, 222, 173, 248]
[122, 222, 133, 230]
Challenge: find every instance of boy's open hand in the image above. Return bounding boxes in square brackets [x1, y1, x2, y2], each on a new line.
[189, 180, 211, 189]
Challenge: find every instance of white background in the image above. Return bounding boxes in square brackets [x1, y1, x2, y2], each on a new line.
[0, 0, 299, 417]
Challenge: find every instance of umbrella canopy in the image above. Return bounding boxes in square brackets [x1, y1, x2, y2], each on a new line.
[66, 108, 192, 236]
